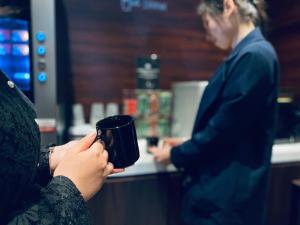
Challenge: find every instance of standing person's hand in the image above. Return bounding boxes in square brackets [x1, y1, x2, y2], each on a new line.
[149, 144, 172, 166]
[53, 132, 115, 201]
[162, 137, 185, 147]
[149, 137, 185, 166]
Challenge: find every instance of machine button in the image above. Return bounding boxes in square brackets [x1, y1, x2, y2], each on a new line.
[36, 31, 46, 42]
[37, 46, 46, 56]
[38, 72, 47, 83]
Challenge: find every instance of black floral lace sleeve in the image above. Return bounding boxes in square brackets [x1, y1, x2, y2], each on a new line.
[40, 176, 92, 224]
[0, 71, 93, 224]
[7, 176, 92, 225]
[35, 147, 52, 187]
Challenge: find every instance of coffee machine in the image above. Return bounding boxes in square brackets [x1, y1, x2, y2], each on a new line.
[0, 0, 70, 145]
[171, 81, 208, 138]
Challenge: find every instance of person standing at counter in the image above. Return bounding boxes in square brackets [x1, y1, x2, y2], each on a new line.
[150, 0, 279, 225]
[0, 67, 123, 224]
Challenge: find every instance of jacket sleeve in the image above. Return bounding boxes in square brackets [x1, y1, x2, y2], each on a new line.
[34, 146, 53, 187]
[171, 51, 277, 169]
[6, 176, 92, 225]
[0, 133, 92, 224]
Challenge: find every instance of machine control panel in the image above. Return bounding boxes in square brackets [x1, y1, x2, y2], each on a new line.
[35, 31, 47, 84]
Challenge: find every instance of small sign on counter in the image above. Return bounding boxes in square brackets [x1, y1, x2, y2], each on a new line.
[136, 54, 160, 89]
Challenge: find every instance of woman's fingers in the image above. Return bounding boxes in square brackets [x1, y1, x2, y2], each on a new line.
[103, 162, 114, 177]
[89, 141, 105, 155]
[75, 132, 97, 153]
[112, 168, 125, 174]
[83, 142, 123, 177]
[148, 146, 159, 154]
[163, 137, 183, 147]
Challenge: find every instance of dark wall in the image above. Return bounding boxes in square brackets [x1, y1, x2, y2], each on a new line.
[61, 0, 226, 117]
[60, 0, 300, 117]
[268, 0, 300, 101]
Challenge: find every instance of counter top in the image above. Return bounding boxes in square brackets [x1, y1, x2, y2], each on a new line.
[110, 140, 300, 178]
[272, 142, 300, 163]
[68, 125, 300, 178]
[110, 139, 176, 178]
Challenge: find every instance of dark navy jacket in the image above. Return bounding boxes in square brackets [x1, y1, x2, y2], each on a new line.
[171, 28, 279, 225]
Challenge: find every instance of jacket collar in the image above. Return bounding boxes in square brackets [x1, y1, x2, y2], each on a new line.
[225, 27, 265, 62]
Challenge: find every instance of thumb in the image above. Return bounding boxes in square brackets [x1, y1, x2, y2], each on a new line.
[72, 131, 97, 153]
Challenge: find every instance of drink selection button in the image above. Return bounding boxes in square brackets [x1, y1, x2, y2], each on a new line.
[37, 46, 46, 56]
[38, 72, 47, 83]
[36, 32, 46, 42]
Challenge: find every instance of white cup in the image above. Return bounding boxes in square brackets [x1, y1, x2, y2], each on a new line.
[90, 102, 105, 126]
[72, 103, 85, 126]
[105, 102, 119, 117]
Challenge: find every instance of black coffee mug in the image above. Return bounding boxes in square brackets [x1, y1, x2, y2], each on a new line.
[96, 115, 140, 168]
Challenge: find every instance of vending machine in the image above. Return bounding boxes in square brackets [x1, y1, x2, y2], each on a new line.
[0, 0, 68, 145]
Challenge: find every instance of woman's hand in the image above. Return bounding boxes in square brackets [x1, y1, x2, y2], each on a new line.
[49, 140, 78, 173]
[149, 137, 185, 166]
[162, 137, 185, 147]
[53, 132, 115, 201]
[50, 139, 124, 174]
[149, 144, 172, 166]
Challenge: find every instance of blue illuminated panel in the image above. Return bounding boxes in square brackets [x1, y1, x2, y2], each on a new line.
[0, 18, 31, 91]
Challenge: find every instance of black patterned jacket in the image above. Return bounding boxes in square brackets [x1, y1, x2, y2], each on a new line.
[0, 71, 92, 225]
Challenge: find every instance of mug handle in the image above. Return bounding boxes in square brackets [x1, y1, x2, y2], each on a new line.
[95, 130, 106, 148]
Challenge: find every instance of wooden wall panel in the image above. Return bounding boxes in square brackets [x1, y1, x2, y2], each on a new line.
[60, 0, 300, 115]
[61, 0, 226, 118]
[268, 0, 300, 101]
